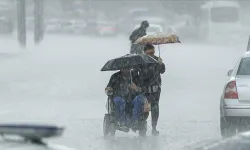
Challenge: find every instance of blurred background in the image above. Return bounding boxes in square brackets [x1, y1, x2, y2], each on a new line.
[1, 0, 250, 42]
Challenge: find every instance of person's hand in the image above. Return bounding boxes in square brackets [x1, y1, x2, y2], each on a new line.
[105, 87, 113, 96]
[144, 99, 151, 112]
[130, 83, 138, 90]
[158, 57, 163, 64]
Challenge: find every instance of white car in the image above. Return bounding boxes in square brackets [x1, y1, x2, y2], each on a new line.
[94, 21, 118, 36]
[70, 20, 86, 34]
[134, 24, 163, 35]
[220, 49, 250, 137]
[45, 19, 62, 33]
[59, 20, 87, 34]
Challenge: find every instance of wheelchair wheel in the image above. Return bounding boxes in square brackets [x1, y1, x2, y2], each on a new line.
[103, 114, 116, 137]
[109, 123, 116, 136]
[103, 114, 110, 136]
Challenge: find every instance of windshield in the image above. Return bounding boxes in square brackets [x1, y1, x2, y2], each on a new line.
[237, 57, 250, 75]
[210, 7, 239, 23]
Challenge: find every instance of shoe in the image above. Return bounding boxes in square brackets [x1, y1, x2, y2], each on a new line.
[152, 128, 159, 136]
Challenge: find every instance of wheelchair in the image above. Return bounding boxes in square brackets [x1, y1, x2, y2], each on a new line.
[103, 93, 149, 137]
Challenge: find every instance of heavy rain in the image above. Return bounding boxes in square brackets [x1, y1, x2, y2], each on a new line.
[0, 0, 250, 150]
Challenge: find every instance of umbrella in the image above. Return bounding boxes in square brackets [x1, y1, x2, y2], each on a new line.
[101, 54, 158, 71]
[134, 33, 181, 57]
[134, 33, 181, 45]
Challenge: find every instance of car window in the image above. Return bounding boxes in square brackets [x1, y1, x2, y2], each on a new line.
[237, 57, 250, 75]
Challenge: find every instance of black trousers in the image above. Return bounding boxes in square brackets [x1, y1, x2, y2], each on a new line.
[145, 88, 161, 128]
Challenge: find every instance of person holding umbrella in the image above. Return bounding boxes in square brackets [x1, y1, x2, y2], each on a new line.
[129, 20, 149, 54]
[132, 33, 180, 135]
[139, 44, 165, 136]
[105, 67, 147, 131]
[101, 54, 158, 135]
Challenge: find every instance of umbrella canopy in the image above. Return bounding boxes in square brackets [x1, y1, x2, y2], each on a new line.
[101, 54, 158, 71]
[134, 33, 181, 45]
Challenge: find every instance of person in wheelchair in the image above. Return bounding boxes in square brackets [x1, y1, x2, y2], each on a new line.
[105, 67, 149, 133]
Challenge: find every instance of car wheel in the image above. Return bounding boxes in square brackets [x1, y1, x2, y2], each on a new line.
[220, 117, 228, 137]
[220, 117, 237, 138]
[236, 118, 250, 133]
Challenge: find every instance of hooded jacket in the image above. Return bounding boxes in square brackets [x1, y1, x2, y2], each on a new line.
[129, 26, 147, 44]
[129, 21, 148, 54]
[138, 55, 165, 93]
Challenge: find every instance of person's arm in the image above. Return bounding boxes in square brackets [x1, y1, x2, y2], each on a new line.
[106, 74, 116, 89]
[129, 31, 134, 41]
[157, 57, 165, 74]
[129, 29, 140, 43]
[131, 70, 142, 93]
[142, 29, 147, 36]
[105, 73, 118, 96]
[159, 63, 165, 74]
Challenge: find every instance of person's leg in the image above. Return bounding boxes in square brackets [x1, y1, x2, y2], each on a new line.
[151, 90, 161, 135]
[125, 101, 133, 127]
[151, 93, 159, 128]
[142, 93, 152, 126]
[113, 97, 126, 125]
[132, 94, 145, 122]
[145, 93, 159, 128]
[131, 94, 147, 132]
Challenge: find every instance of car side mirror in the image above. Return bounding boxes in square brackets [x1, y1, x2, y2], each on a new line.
[227, 69, 233, 77]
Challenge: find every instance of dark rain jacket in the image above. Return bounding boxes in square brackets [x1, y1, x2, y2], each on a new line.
[106, 71, 141, 101]
[129, 27, 147, 54]
[138, 56, 165, 93]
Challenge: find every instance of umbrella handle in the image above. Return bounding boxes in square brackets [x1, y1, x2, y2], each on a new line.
[130, 69, 133, 84]
[158, 45, 161, 57]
